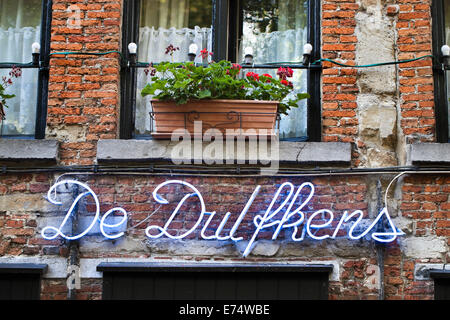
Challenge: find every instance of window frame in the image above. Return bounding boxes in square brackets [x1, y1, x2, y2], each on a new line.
[0, 0, 52, 139]
[430, 269, 450, 300]
[432, 0, 450, 142]
[0, 263, 48, 300]
[120, 0, 322, 142]
[98, 262, 332, 300]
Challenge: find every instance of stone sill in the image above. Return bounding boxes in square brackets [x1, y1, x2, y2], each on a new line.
[97, 139, 352, 165]
[407, 143, 450, 165]
[0, 139, 59, 162]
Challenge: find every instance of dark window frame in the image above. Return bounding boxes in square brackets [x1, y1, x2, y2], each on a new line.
[120, 0, 322, 142]
[432, 0, 450, 143]
[0, 0, 52, 140]
[430, 269, 450, 300]
[0, 263, 47, 300]
[97, 262, 332, 300]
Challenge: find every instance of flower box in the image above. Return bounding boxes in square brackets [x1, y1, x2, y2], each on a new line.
[150, 99, 278, 139]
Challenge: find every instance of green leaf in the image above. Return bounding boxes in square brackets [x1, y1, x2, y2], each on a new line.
[297, 93, 310, 100]
[197, 89, 212, 99]
[141, 84, 156, 97]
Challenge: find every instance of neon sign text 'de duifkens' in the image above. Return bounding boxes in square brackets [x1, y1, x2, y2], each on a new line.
[42, 180, 404, 257]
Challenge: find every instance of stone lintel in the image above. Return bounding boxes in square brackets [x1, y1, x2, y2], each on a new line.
[408, 143, 450, 165]
[96, 139, 352, 165]
[0, 139, 59, 161]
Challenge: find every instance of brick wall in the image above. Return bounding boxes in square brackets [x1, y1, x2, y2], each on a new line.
[321, 0, 359, 150]
[47, 0, 122, 166]
[396, 0, 436, 143]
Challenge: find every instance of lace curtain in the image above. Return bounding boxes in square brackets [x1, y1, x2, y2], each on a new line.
[136, 0, 212, 135]
[239, 0, 308, 139]
[136, 0, 308, 139]
[0, 0, 41, 136]
[240, 27, 308, 139]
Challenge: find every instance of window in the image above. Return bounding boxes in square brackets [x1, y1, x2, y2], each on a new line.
[98, 263, 331, 300]
[430, 270, 450, 300]
[0, 0, 51, 139]
[121, 0, 321, 141]
[432, 0, 450, 142]
[0, 263, 47, 300]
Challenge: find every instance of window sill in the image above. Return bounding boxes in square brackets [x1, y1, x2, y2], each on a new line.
[96, 140, 351, 165]
[0, 139, 58, 162]
[407, 143, 450, 165]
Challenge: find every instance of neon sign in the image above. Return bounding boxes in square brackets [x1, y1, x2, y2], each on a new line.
[42, 180, 404, 257]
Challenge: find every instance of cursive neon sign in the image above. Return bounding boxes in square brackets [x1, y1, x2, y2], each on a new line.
[42, 180, 404, 257]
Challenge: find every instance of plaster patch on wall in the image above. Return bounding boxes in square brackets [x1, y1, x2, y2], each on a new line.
[46, 125, 88, 143]
[364, 264, 380, 290]
[400, 236, 448, 260]
[0, 194, 51, 213]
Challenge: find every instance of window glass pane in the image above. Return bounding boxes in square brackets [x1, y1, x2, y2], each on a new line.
[446, 0, 450, 136]
[239, 0, 308, 139]
[0, 0, 41, 136]
[136, 0, 213, 136]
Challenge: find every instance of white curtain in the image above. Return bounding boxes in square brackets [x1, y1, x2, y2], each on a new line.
[136, 0, 212, 135]
[240, 27, 308, 139]
[239, 0, 308, 139]
[0, 0, 41, 136]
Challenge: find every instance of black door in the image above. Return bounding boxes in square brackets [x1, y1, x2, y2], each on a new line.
[0, 264, 47, 300]
[434, 278, 450, 300]
[430, 270, 450, 300]
[98, 263, 332, 300]
[0, 274, 41, 300]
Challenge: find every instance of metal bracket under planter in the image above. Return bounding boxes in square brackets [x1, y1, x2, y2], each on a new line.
[149, 110, 280, 139]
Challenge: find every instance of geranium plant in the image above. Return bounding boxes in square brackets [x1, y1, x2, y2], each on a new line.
[0, 66, 22, 120]
[141, 49, 309, 115]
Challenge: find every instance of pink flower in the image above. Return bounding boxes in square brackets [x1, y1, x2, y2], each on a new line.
[1, 66, 22, 88]
[165, 44, 180, 55]
[277, 67, 294, 80]
[143, 63, 156, 77]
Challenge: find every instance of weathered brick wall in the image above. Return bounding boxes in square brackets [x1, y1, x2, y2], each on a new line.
[321, 0, 359, 151]
[47, 0, 122, 166]
[396, 0, 435, 144]
[321, 0, 437, 166]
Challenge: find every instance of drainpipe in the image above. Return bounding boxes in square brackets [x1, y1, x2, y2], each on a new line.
[67, 183, 80, 300]
[375, 179, 385, 300]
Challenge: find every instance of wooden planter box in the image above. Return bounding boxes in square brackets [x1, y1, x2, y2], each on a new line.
[150, 99, 279, 139]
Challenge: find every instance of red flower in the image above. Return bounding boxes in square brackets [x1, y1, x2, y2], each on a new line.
[232, 63, 242, 70]
[262, 73, 273, 82]
[246, 72, 260, 81]
[199, 48, 213, 59]
[280, 79, 293, 88]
